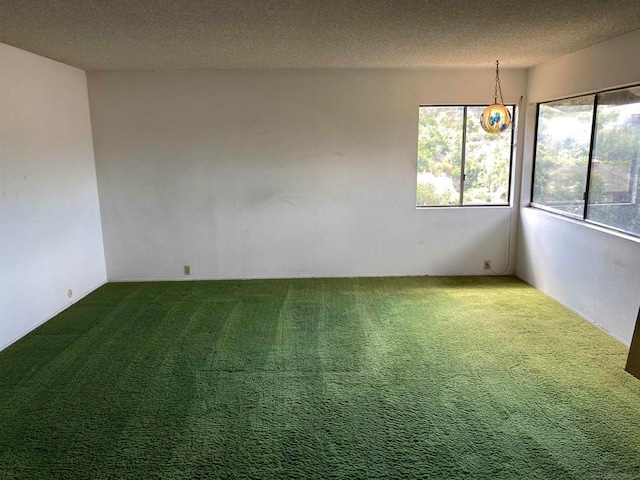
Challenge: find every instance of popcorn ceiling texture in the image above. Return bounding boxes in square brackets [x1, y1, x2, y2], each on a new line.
[1, 0, 640, 71]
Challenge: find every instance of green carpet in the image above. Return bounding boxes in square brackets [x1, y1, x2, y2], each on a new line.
[1, 276, 639, 479]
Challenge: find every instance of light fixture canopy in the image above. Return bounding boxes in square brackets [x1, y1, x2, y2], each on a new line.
[480, 60, 511, 134]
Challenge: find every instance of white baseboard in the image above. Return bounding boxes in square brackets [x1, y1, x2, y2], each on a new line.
[0, 279, 108, 352]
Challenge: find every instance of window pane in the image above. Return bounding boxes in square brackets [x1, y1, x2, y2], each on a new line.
[587, 87, 640, 236]
[533, 95, 595, 217]
[417, 107, 463, 206]
[463, 106, 513, 205]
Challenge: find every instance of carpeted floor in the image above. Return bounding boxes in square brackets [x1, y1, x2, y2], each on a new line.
[1, 276, 639, 479]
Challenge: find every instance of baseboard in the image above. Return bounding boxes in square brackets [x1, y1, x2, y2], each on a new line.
[107, 272, 514, 283]
[0, 279, 108, 352]
[514, 276, 629, 347]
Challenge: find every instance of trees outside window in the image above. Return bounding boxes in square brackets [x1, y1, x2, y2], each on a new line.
[417, 105, 514, 207]
[532, 96, 594, 218]
[532, 85, 640, 237]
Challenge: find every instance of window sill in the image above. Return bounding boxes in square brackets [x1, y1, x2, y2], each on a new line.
[526, 204, 640, 244]
[416, 204, 512, 210]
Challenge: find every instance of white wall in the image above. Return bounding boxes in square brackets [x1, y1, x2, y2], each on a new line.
[0, 44, 107, 350]
[87, 69, 527, 281]
[517, 29, 640, 346]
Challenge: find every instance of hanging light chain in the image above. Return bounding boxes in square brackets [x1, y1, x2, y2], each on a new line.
[494, 60, 505, 105]
[481, 59, 511, 134]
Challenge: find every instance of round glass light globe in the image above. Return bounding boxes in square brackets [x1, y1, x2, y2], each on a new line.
[480, 104, 512, 134]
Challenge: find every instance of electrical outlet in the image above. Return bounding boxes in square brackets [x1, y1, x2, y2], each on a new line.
[184, 265, 191, 276]
[483, 260, 491, 271]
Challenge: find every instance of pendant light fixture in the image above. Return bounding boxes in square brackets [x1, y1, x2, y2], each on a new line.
[480, 60, 511, 134]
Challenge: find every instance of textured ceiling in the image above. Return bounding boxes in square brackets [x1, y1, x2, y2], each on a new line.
[1, 0, 640, 71]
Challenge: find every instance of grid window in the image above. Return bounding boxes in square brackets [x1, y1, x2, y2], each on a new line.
[417, 105, 514, 207]
[532, 85, 640, 237]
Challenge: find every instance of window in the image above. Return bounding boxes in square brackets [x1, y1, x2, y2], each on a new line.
[532, 85, 640, 237]
[532, 96, 594, 218]
[416, 105, 514, 207]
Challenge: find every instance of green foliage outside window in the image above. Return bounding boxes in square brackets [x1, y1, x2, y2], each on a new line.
[417, 106, 513, 207]
[532, 86, 640, 237]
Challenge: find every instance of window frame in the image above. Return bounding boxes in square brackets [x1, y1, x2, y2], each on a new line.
[530, 83, 640, 239]
[416, 103, 517, 208]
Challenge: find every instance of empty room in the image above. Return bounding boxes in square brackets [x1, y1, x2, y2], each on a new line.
[1, 1, 640, 478]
